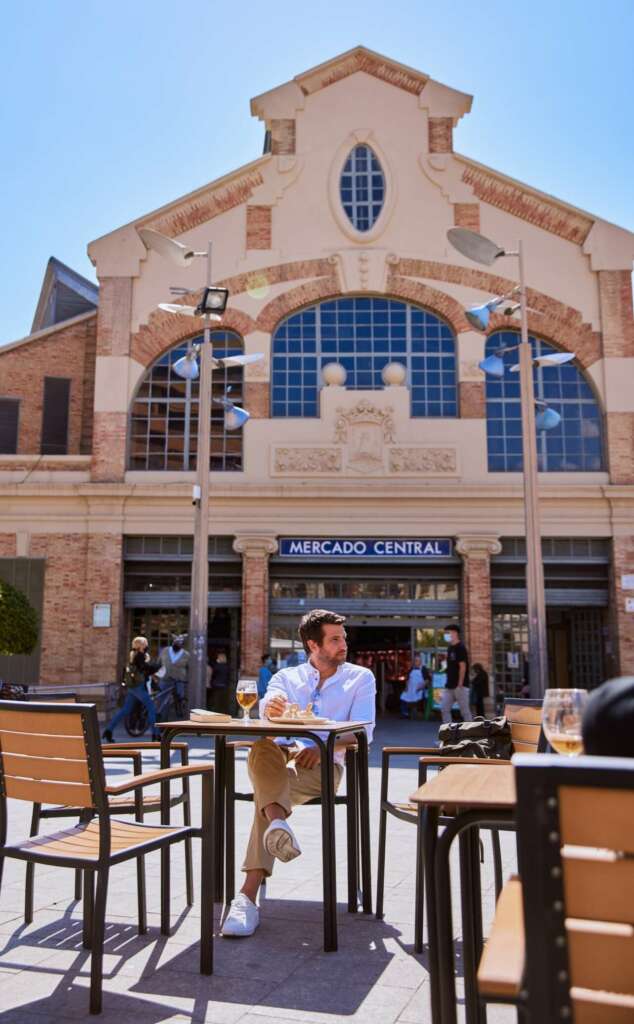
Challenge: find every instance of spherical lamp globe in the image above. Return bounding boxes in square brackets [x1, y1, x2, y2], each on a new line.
[321, 362, 347, 387]
[381, 362, 407, 386]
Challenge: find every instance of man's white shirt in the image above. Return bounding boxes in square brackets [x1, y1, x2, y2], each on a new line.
[259, 660, 376, 763]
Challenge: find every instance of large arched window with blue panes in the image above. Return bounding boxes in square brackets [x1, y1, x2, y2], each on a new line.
[129, 332, 245, 471]
[485, 331, 604, 472]
[271, 297, 458, 417]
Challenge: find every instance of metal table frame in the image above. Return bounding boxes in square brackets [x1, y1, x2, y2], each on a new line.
[159, 719, 371, 951]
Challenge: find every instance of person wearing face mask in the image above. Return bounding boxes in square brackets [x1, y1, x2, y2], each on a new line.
[440, 624, 471, 724]
[158, 633, 190, 716]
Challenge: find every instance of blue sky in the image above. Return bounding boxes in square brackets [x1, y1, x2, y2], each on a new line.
[0, 0, 632, 347]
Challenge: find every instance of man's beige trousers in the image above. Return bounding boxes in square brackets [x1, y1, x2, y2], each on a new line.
[242, 738, 344, 876]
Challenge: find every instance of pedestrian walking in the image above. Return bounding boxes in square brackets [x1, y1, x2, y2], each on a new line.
[469, 662, 489, 717]
[102, 636, 161, 742]
[209, 651, 230, 714]
[400, 653, 428, 718]
[257, 653, 273, 699]
[440, 624, 471, 724]
[159, 633, 189, 714]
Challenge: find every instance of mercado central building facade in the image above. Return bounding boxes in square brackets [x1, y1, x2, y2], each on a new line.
[1, 47, 633, 703]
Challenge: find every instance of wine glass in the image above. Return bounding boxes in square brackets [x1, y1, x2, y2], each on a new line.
[236, 678, 258, 725]
[542, 688, 588, 756]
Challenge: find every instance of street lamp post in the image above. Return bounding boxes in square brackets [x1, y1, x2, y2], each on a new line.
[137, 228, 262, 711]
[447, 228, 575, 697]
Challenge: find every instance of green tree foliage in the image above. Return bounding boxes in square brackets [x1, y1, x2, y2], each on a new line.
[0, 579, 39, 656]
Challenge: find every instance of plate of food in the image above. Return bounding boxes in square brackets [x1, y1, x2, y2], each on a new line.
[190, 709, 232, 723]
[271, 702, 331, 726]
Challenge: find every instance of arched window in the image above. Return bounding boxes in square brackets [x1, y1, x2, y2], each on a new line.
[340, 145, 385, 231]
[271, 297, 458, 417]
[485, 331, 604, 472]
[129, 331, 245, 471]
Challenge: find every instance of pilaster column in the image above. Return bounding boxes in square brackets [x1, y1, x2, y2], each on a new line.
[610, 534, 634, 676]
[233, 535, 278, 676]
[91, 277, 133, 482]
[455, 535, 502, 671]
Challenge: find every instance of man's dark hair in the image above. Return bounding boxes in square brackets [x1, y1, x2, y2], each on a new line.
[298, 609, 346, 654]
[445, 624, 460, 635]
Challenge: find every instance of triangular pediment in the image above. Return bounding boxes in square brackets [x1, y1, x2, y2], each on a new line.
[250, 46, 472, 123]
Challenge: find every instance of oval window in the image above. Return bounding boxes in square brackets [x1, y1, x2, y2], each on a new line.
[339, 144, 385, 232]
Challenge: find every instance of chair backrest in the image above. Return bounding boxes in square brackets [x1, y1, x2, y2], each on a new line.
[503, 698, 545, 753]
[27, 691, 78, 703]
[0, 701, 107, 815]
[515, 753, 634, 1022]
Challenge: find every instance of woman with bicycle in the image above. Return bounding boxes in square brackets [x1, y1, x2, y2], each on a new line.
[102, 636, 161, 743]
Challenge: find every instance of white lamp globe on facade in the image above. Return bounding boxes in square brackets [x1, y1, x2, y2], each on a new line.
[173, 348, 201, 380]
[321, 362, 347, 386]
[381, 362, 407, 386]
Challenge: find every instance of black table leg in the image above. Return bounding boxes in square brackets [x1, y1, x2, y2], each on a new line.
[214, 735, 226, 903]
[422, 806, 442, 1024]
[345, 748, 359, 913]
[459, 829, 481, 1024]
[319, 734, 337, 951]
[159, 730, 175, 937]
[357, 730, 372, 914]
[224, 744, 236, 906]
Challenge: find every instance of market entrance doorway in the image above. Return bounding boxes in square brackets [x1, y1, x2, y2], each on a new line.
[346, 625, 411, 713]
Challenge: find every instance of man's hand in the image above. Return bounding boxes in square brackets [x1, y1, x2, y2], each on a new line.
[264, 694, 288, 720]
[294, 746, 321, 770]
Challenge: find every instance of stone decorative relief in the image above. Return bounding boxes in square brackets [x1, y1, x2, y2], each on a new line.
[274, 447, 342, 474]
[334, 399, 395, 475]
[389, 447, 458, 474]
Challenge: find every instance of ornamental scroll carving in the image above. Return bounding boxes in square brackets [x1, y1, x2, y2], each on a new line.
[274, 447, 342, 474]
[334, 399, 395, 475]
[389, 447, 458, 474]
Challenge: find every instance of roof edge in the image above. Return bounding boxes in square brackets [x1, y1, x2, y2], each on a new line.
[0, 310, 97, 358]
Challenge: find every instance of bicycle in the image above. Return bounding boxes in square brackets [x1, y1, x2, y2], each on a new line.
[124, 678, 188, 738]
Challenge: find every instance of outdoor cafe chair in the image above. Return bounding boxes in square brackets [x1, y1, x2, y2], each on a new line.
[376, 698, 545, 952]
[478, 753, 634, 1022]
[0, 700, 215, 1015]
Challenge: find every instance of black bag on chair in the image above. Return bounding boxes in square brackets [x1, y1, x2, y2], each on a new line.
[437, 716, 512, 759]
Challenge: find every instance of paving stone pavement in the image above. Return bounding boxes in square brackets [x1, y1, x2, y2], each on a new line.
[0, 717, 516, 1023]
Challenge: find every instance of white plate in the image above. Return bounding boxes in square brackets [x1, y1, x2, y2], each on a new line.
[272, 715, 331, 725]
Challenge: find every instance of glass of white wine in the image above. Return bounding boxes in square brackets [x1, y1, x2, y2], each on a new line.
[542, 688, 588, 756]
[236, 678, 258, 725]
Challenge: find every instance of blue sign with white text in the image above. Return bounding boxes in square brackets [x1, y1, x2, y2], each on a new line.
[279, 538, 452, 558]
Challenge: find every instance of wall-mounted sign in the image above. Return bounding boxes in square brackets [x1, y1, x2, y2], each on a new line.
[93, 603, 112, 628]
[626, 598, 634, 614]
[279, 538, 452, 558]
[622, 575, 634, 591]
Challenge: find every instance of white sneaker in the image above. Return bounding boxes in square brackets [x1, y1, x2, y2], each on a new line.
[263, 818, 302, 863]
[221, 893, 260, 937]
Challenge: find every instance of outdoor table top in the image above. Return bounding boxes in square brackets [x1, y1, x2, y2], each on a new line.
[157, 718, 371, 737]
[409, 761, 516, 809]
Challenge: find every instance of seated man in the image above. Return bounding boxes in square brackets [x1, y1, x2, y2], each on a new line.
[582, 675, 634, 756]
[221, 608, 376, 937]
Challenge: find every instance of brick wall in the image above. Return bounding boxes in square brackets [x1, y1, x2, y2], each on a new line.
[611, 535, 634, 675]
[246, 206, 272, 249]
[270, 119, 295, 155]
[428, 117, 453, 153]
[91, 411, 127, 482]
[456, 537, 501, 672]
[459, 381, 485, 418]
[453, 203, 480, 232]
[234, 537, 277, 675]
[28, 532, 123, 685]
[0, 314, 96, 455]
[243, 381, 270, 418]
[0, 535, 16, 556]
[606, 412, 634, 485]
[598, 271, 634, 358]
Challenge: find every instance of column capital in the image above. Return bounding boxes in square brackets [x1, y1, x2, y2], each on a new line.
[455, 534, 502, 559]
[233, 534, 278, 557]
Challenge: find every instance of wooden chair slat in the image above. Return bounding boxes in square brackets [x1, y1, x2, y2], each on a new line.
[564, 852, 634, 923]
[2, 753, 90, 785]
[568, 919, 634, 995]
[572, 987, 634, 1024]
[4, 775, 93, 807]
[509, 723, 541, 744]
[14, 817, 185, 860]
[560, 786, 634, 851]
[503, 705, 542, 725]
[477, 876, 524, 998]
[0, 731, 87, 758]
[0, 709, 84, 736]
[511, 740, 539, 753]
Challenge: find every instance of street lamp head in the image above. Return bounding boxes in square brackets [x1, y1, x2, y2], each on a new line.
[173, 349, 200, 380]
[478, 353, 506, 377]
[447, 228, 506, 266]
[213, 393, 250, 430]
[138, 228, 205, 267]
[195, 286, 229, 316]
[535, 404, 561, 431]
[466, 303, 493, 331]
[510, 351, 576, 373]
[158, 302, 222, 321]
